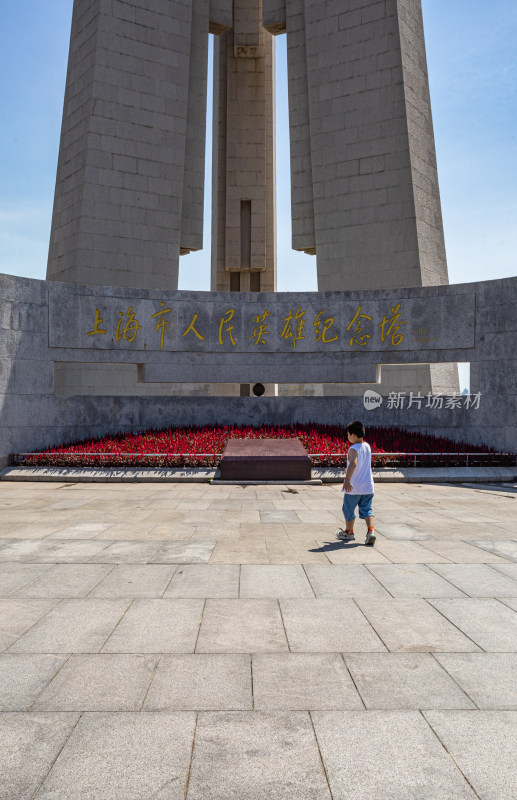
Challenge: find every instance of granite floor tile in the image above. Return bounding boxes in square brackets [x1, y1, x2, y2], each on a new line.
[313, 542, 391, 564]
[32, 654, 158, 711]
[374, 521, 436, 541]
[344, 653, 475, 709]
[9, 599, 129, 653]
[144, 654, 252, 710]
[498, 597, 517, 611]
[47, 522, 113, 539]
[468, 540, 517, 562]
[0, 540, 52, 562]
[89, 541, 163, 563]
[186, 712, 331, 799]
[0, 599, 57, 651]
[150, 541, 215, 564]
[164, 564, 239, 598]
[209, 541, 269, 564]
[102, 599, 204, 653]
[259, 510, 301, 524]
[312, 711, 478, 799]
[419, 540, 512, 563]
[491, 562, 517, 580]
[239, 565, 314, 598]
[0, 712, 80, 800]
[13, 564, 113, 599]
[89, 565, 176, 598]
[252, 653, 363, 710]
[265, 539, 330, 564]
[424, 711, 517, 800]
[280, 599, 386, 652]
[435, 653, 517, 709]
[356, 599, 481, 653]
[367, 564, 466, 598]
[29, 540, 111, 563]
[196, 599, 288, 653]
[0, 563, 50, 597]
[430, 564, 517, 597]
[0, 654, 68, 711]
[429, 598, 517, 651]
[34, 712, 196, 800]
[304, 565, 390, 598]
[375, 540, 451, 563]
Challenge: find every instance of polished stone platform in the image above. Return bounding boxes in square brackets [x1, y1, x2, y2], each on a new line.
[219, 438, 312, 482]
[1, 480, 516, 799]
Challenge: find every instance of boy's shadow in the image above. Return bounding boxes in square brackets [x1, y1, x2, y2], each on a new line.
[309, 541, 366, 553]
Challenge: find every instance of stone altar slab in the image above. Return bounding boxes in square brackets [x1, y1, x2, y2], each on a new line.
[220, 438, 311, 481]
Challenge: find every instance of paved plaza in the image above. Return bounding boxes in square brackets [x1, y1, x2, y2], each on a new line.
[1, 479, 516, 799]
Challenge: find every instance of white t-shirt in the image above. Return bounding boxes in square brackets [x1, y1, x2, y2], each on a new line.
[347, 442, 374, 495]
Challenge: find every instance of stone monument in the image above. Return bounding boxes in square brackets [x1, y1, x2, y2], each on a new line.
[46, 0, 457, 397]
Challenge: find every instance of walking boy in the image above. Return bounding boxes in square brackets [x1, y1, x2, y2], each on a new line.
[337, 421, 376, 545]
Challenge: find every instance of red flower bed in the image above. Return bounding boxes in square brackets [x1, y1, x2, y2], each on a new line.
[13, 424, 513, 468]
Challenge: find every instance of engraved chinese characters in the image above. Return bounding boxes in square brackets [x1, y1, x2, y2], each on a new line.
[83, 302, 409, 352]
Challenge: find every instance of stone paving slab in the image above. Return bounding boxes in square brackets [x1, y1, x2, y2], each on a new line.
[0, 563, 51, 596]
[312, 711, 478, 799]
[164, 564, 240, 598]
[498, 597, 517, 612]
[0, 654, 67, 711]
[468, 540, 517, 561]
[303, 564, 391, 598]
[186, 712, 331, 800]
[428, 599, 517, 651]
[239, 565, 315, 598]
[0, 712, 80, 800]
[0, 599, 57, 651]
[32, 654, 158, 712]
[344, 653, 475, 710]
[367, 564, 467, 598]
[375, 540, 451, 563]
[89, 564, 176, 598]
[9, 599, 130, 653]
[492, 563, 517, 580]
[101, 599, 204, 653]
[279, 599, 386, 652]
[252, 653, 363, 711]
[143, 654, 252, 711]
[13, 564, 113, 599]
[424, 711, 517, 800]
[434, 653, 517, 709]
[356, 599, 482, 653]
[196, 599, 289, 653]
[0, 481, 516, 798]
[418, 540, 512, 563]
[33, 712, 197, 800]
[430, 564, 517, 597]
[314, 541, 391, 564]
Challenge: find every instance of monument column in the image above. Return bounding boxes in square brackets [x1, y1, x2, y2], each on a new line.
[211, 0, 277, 293]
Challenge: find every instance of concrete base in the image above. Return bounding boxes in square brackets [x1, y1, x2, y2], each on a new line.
[219, 439, 312, 482]
[2, 467, 515, 484]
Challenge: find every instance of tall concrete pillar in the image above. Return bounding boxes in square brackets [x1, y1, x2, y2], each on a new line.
[264, 0, 458, 394]
[47, 0, 232, 290]
[211, 0, 277, 293]
[264, 0, 449, 291]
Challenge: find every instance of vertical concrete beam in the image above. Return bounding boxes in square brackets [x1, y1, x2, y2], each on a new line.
[211, 0, 276, 292]
[181, 0, 211, 255]
[300, 0, 449, 293]
[47, 0, 212, 290]
[397, 0, 448, 286]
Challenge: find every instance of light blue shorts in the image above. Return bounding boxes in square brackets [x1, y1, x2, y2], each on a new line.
[343, 493, 374, 521]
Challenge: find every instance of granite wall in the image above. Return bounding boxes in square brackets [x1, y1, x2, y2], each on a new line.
[1, 273, 516, 467]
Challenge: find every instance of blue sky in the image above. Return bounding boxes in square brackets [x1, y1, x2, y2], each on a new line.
[0, 0, 515, 294]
